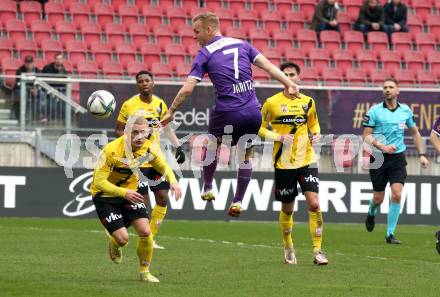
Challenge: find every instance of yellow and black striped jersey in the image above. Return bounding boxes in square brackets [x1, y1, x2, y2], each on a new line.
[117, 94, 168, 167]
[259, 92, 320, 169]
[90, 135, 176, 198]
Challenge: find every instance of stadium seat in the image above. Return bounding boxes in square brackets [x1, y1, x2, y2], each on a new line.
[20, 1, 42, 26]
[206, 0, 223, 11]
[229, 0, 246, 11]
[126, 63, 148, 76]
[412, 0, 432, 21]
[153, 25, 174, 46]
[68, 2, 91, 26]
[368, 68, 390, 84]
[403, 51, 425, 72]
[92, 3, 114, 26]
[393, 69, 416, 86]
[90, 42, 112, 66]
[392, 32, 413, 52]
[332, 49, 354, 72]
[224, 27, 247, 39]
[142, 5, 164, 28]
[260, 10, 282, 32]
[129, 23, 150, 48]
[284, 11, 306, 32]
[167, 7, 188, 31]
[252, 0, 270, 12]
[309, 48, 330, 69]
[115, 43, 137, 67]
[407, 15, 423, 34]
[41, 39, 63, 61]
[45, 1, 65, 25]
[117, 4, 139, 26]
[186, 43, 200, 57]
[273, 0, 293, 12]
[65, 40, 88, 67]
[296, 29, 318, 51]
[271, 30, 294, 50]
[151, 63, 173, 79]
[55, 22, 76, 45]
[104, 23, 126, 46]
[102, 62, 124, 78]
[284, 47, 306, 68]
[164, 44, 186, 66]
[237, 10, 258, 30]
[215, 9, 234, 29]
[33, 58, 46, 70]
[260, 47, 282, 67]
[320, 30, 341, 52]
[342, 0, 363, 20]
[322, 67, 343, 85]
[1, 58, 21, 89]
[356, 50, 377, 73]
[109, 0, 129, 9]
[345, 68, 368, 85]
[252, 66, 271, 81]
[140, 43, 161, 66]
[178, 25, 195, 47]
[77, 61, 99, 78]
[175, 63, 192, 79]
[426, 15, 440, 35]
[0, 0, 17, 23]
[343, 31, 364, 53]
[5, 20, 27, 41]
[31, 21, 52, 46]
[15, 39, 37, 59]
[0, 39, 12, 61]
[337, 12, 352, 32]
[249, 29, 270, 49]
[80, 23, 102, 45]
[297, 0, 318, 19]
[379, 51, 402, 73]
[426, 50, 440, 72]
[415, 33, 436, 52]
[367, 31, 389, 52]
[300, 67, 320, 84]
[416, 69, 438, 85]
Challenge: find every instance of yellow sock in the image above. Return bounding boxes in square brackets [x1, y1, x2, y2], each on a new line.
[308, 210, 323, 253]
[150, 205, 167, 238]
[279, 211, 293, 249]
[137, 235, 154, 273]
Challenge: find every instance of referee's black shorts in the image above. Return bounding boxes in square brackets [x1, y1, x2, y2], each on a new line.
[369, 152, 407, 192]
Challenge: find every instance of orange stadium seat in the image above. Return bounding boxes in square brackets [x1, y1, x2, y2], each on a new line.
[249, 28, 270, 49]
[115, 43, 137, 67]
[260, 10, 282, 32]
[80, 23, 102, 45]
[412, 0, 432, 20]
[151, 63, 173, 78]
[407, 15, 423, 34]
[368, 68, 390, 84]
[322, 67, 344, 85]
[77, 61, 99, 78]
[343, 31, 364, 53]
[403, 51, 425, 72]
[320, 30, 341, 52]
[15, 39, 37, 59]
[300, 67, 320, 84]
[284, 48, 306, 68]
[426, 50, 440, 72]
[284, 11, 306, 32]
[41, 39, 63, 61]
[20, 1, 42, 26]
[102, 62, 124, 78]
[271, 29, 294, 49]
[356, 50, 377, 73]
[129, 23, 150, 48]
[415, 33, 436, 51]
[426, 15, 440, 35]
[297, 29, 318, 51]
[393, 69, 416, 86]
[416, 69, 438, 85]
[142, 5, 164, 28]
[105, 23, 126, 46]
[379, 51, 402, 73]
[0, 40, 12, 61]
[68, 2, 91, 26]
[1, 58, 21, 88]
[55, 22, 76, 45]
[164, 44, 186, 65]
[153, 25, 174, 45]
[392, 32, 413, 52]
[31, 21, 52, 46]
[90, 42, 112, 66]
[273, 0, 293, 12]
[45, 1, 65, 25]
[92, 3, 115, 26]
[117, 4, 139, 26]
[65, 40, 88, 67]
[167, 6, 188, 31]
[309, 48, 330, 69]
[126, 63, 147, 77]
[140, 43, 161, 67]
[332, 48, 354, 72]
[367, 31, 389, 52]
[0, 0, 17, 23]
[175, 63, 191, 79]
[345, 68, 368, 85]
[5, 20, 27, 41]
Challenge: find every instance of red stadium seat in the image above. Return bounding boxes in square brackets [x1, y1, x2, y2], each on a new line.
[216, 9, 234, 29]
[31, 21, 52, 46]
[80, 23, 102, 45]
[284, 11, 306, 32]
[153, 25, 174, 46]
[0, 0, 17, 23]
[249, 29, 270, 49]
[102, 62, 124, 78]
[151, 63, 173, 79]
[412, 0, 432, 21]
[90, 42, 112, 66]
[0, 40, 12, 61]
[77, 61, 99, 78]
[297, 0, 318, 20]
[92, 3, 114, 26]
[129, 23, 150, 49]
[403, 51, 425, 72]
[5, 20, 27, 41]
[140, 43, 161, 67]
[426, 15, 440, 35]
[379, 51, 402, 73]
[126, 63, 148, 76]
[41, 39, 63, 61]
[407, 15, 423, 34]
[109, 0, 129, 9]
[284, 48, 306, 68]
[45, 1, 65, 25]
[206, 1, 223, 11]
[186, 43, 200, 57]
[271, 30, 294, 50]
[415, 33, 436, 52]
[68, 2, 91, 26]
[416, 69, 438, 85]
[117, 4, 139, 26]
[1, 58, 21, 88]
[345, 68, 368, 85]
[367, 31, 389, 52]
[322, 67, 343, 85]
[229, 0, 246, 11]
[392, 32, 413, 52]
[15, 39, 37, 59]
[356, 50, 377, 73]
[115, 43, 137, 67]
[20, 1, 42, 26]
[252, 0, 270, 13]
[224, 27, 247, 39]
[300, 67, 320, 84]
[164, 44, 186, 66]
[343, 0, 363, 20]
[273, 0, 293, 12]
[175, 63, 191, 78]
[343, 30, 364, 53]
[393, 69, 416, 86]
[177, 25, 195, 47]
[237, 10, 258, 31]
[104, 23, 126, 46]
[368, 68, 390, 84]
[65, 40, 88, 67]
[297, 29, 318, 51]
[426, 50, 440, 72]
[167, 7, 188, 31]
[33, 58, 46, 70]
[435, 0, 440, 9]
[260, 47, 282, 67]
[55, 22, 76, 45]
[252, 66, 271, 81]
[337, 13, 352, 32]
[142, 5, 164, 28]
[260, 10, 282, 32]
[320, 30, 342, 52]
[332, 49, 354, 72]
[309, 48, 330, 69]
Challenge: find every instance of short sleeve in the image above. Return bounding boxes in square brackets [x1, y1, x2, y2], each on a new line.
[362, 108, 376, 128]
[160, 100, 168, 119]
[188, 51, 208, 81]
[432, 116, 440, 136]
[405, 108, 416, 128]
[117, 102, 128, 123]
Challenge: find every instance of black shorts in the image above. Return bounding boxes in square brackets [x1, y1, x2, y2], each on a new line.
[137, 167, 170, 195]
[93, 196, 148, 234]
[274, 165, 319, 203]
[369, 152, 407, 192]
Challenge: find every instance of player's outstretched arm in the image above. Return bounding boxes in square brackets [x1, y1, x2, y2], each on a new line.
[430, 130, 440, 154]
[409, 126, 429, 168]
[163, 125, 185, 164]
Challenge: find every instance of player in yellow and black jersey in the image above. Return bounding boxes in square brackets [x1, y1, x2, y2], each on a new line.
[91, 114, 181, 282]
[115, 70, 185, 249]
[259, 62, 328, 266]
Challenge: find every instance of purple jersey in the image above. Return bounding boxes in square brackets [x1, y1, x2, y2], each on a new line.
[188, 36, 262, 112]
[433, 116, 440, 136]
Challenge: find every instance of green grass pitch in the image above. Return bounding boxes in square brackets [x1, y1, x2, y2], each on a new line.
[0, 218, 438, 297]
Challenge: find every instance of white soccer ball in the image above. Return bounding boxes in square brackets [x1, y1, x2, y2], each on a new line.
[87, 90, 116, 119]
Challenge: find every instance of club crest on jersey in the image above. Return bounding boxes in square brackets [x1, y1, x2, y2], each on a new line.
[281, 104, 288, 113]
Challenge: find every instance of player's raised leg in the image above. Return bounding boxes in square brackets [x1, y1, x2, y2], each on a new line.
[201, 139, 219, 201]
[280, 202, 296, 264]
[105, 227, 128, 264]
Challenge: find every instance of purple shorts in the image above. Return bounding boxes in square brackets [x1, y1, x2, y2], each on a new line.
[208, 105, 262, 146]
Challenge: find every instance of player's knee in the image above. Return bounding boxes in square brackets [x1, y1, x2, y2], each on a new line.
[281, 203, 294, 215]
[114, 234, 129, 246]
[308, 202, 319, 212]
[155, 192, 168, 207]
[391, 191, 402, 202]
[138, 229, 151, 237]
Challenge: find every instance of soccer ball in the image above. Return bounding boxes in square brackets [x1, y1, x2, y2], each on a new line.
[87, 90, 116, 119]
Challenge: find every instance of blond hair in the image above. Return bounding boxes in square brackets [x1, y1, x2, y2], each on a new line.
[192, 12, 220, 30]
